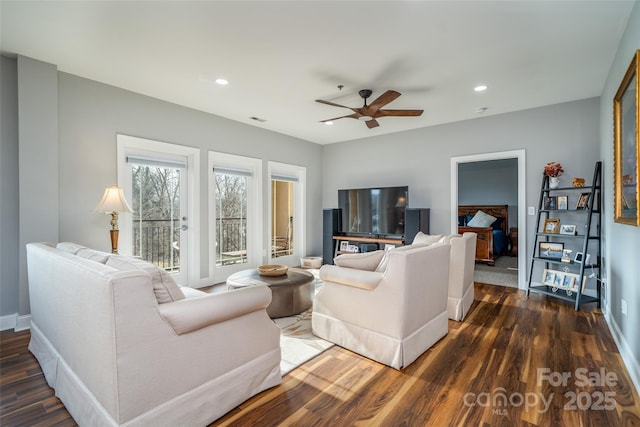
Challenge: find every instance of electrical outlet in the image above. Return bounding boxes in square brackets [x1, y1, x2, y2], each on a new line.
[621, 299, 628, 316]
[528, 206, 536, 216]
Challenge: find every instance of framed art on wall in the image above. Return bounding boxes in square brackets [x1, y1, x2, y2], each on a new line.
[614, 49, 640, 226]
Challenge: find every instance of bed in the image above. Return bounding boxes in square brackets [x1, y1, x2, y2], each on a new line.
[457, 205, 509, 266]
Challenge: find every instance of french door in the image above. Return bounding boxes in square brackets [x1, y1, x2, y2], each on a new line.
[117, 135, 200, 287]
[209, 152, 262, 283]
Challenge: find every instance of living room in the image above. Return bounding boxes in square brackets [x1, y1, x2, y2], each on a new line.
[1, 1, 640, 425]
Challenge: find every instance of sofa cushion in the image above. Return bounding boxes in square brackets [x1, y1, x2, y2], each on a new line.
[76, 248, 112, 264]
[412, 232, 443, 245]
[334, 250, 385, 271]
[467, 210, 497, 228]
[438, 234, 462, 245]
[106, 255, 185, 303]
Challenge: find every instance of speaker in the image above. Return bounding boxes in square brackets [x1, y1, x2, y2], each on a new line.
[405, 208, 430, 244]
[323, 209, 341, 265]
[359, 243, 379, 253]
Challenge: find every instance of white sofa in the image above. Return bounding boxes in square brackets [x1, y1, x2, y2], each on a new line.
[412, 231, 477, 321]
[26, 242, 281, 427]
[312, 243, 450, 370]
[446, 232, 477, 321]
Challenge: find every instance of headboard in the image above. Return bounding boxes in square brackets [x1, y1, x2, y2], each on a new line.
[458, 205, 509, 234]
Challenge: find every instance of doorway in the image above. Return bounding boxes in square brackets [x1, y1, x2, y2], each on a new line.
[450, 150, 527, 289]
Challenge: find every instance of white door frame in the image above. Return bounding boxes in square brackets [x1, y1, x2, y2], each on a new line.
[117, 134, 200, 287]
[450, 149, 527, 289]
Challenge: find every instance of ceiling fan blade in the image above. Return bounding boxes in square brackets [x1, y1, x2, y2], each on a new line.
[315, 99, 353, 109]
[320, 113, 358, 122]
[367, 90, 401, 112]
[365, 119, 380, 129]
[376, 109, 424, 117]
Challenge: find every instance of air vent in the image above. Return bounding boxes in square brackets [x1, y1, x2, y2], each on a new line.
[249, 116, 266, 122]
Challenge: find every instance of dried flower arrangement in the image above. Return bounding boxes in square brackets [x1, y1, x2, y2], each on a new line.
[544, 162, 564, 177]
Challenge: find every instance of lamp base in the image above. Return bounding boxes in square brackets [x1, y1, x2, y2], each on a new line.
[110, 229, 119, 254]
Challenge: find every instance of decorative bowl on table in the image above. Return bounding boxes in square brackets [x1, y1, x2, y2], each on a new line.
[257, 264, 288, 276]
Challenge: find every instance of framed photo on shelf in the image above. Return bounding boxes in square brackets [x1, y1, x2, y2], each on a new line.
[544, 196, 557, 210]
[539, 241, 564, 260]
[339, 241, 349, 251]
[553, 273, 564, 287]
[574, 252, 591, 265]
[346, 244, 359, 253]
[542, 269, 556, 285]
[543, 218, 560, 234]
[576, 192, 591, 210]
[614, 49, 640, 226]
[557, 196, 568, 210]
[561, 249, 573, 263]
[559, 224, 577, 235]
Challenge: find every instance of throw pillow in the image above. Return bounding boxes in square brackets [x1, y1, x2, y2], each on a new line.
[438, 234, 461, 245]
[56, 242, 87, 255]
[467, 210, 497, 228]
[76, 248, 112, 264]
[335, 250, 385, 271]
[106, 255, 185, 304]
[374, 243, 429, 272]
[412, 231, 443, 246]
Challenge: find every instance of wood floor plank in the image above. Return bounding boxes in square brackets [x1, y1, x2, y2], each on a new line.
[1, 283, 639, 427]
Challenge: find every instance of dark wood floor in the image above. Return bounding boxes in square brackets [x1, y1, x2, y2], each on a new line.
[2, 283, 639, 426]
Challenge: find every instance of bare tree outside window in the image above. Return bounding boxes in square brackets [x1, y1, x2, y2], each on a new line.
[131, 165, 181, 271]
[214, 173, 248, 265]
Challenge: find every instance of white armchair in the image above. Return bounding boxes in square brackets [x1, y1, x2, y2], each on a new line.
[448, 232, 477, 321]
[312, 243, 450, 369]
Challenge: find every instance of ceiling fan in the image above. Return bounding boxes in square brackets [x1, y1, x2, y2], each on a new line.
[315, 89, 423, 129]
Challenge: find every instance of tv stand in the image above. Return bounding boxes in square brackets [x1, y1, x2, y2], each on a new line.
[333, 235, 403, 257]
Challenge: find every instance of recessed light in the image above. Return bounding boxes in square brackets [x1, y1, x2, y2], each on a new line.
[474, 85, 487, 92]
[215, 78, 229, 85]
[325, 121, 333, 125]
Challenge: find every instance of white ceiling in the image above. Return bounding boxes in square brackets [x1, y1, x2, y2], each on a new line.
[1, 1, 634, 145]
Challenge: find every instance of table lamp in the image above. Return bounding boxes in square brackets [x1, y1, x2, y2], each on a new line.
[94, 185, 133, 254]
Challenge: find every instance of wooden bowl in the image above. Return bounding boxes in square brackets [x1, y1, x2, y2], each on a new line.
[257, 264, 288, 276]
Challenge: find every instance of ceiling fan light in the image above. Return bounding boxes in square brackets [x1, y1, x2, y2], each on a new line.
[474, 85, 487, 92]
[358, 115, 373, 121]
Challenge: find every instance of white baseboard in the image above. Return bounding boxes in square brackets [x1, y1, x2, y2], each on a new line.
[0, 313, 31, 331]
[605, 311, 640, 398]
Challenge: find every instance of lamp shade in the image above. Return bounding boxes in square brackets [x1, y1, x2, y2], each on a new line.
[94, 185, 133, 213]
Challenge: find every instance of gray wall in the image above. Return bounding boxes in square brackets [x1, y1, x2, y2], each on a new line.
[458, 158, 518, 229]
[322, 98, 600, 258]
[600, 0, 640, 384]
[1, 55, 323, 320]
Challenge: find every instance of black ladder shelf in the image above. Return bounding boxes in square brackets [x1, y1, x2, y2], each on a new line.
[526, 161, 602, 311]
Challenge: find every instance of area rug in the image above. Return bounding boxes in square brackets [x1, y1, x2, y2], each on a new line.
[474, 255, 518, 288]
[275, 309, 334, 375]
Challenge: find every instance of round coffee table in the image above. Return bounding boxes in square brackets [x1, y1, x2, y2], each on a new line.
[226, 268, 314, 318]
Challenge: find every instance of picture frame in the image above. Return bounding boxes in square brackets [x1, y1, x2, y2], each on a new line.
[543, 218, 560, 234]
[574, 252, 591, 265]
[346, 244, 359, 253]
[539, 241, 564, 260]
[614, 49, 640, 226]
[561, 249, 573, 263]
[339, 241, 349, 251]
[542, 269, 556, 285]
[576, 192, 591, 210]
[559, 224, 577, 235]
[544, 196, 557, 210]
[553, 272, 564, 287]
[557, 196, 568, 210]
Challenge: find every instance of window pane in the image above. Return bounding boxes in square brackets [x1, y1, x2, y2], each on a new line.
[131, 164, 181, 272]
[215, 172, 248, 266]
[271, 180, 294, 258]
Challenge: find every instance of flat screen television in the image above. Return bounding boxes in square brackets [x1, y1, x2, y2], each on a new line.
[338, 186, 408, 237]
